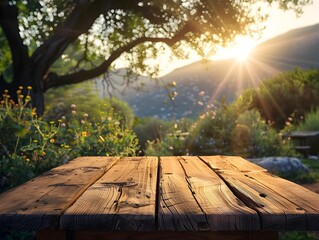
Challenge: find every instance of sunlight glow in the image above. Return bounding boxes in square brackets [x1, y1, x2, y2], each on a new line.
[211, 36, 257, 62]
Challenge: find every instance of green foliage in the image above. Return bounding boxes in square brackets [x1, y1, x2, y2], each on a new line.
[141, 104, 294, 157]
[1, 0, 311, 102]
[134, 117, 171, 152]
[298, 108, 319, 131]
[300, 158, 319, 183]
[279, 231, 319, 240]
[143, 118, 192, 156]
[55, 105, 139, 158]
[0, 87, 139, 192]
[0, 87, 68, 191]
[186, 105, 237, 155]
[44, 81, 135, 129]
[233, 110, 294, 157]
[235, 68, 319, 129]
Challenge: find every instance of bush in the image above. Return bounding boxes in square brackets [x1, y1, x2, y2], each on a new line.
[234, 68, 319, 130]
[184, 106, 294, 157]
[44, 82, 135, 129]
[298, 108, 319, 131]
[0, 87, 68, 191]
[0, 87, 139, 192]
[142, 118, 192, 156]
[56, 104, 139, 158]
[134, 117, 171, 152]
[186, 105, 236, 155]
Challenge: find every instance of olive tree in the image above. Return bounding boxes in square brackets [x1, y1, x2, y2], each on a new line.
[0, 0, 311, 114]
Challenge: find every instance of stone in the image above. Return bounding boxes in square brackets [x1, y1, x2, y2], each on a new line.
[309, 155, 319, 161]
[249, 157, 308, 175]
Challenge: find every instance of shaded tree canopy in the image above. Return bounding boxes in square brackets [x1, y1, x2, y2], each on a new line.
[0, 0, 312, 114]
[233, 68, 319, 129]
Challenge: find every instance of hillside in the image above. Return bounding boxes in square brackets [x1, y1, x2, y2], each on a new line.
[99, 23, 319, 119]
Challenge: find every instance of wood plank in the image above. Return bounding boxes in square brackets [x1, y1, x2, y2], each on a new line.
[37, 230, 278, 240]
[201, 156, 319, 230]
[0, 157, 117, 231]
[214, 170, 319, 230]
[60, 157, 158, 231]
[158, 156, 259, 231]
[200, 155, 267, 173]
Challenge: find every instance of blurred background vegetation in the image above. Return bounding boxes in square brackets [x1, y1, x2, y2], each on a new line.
[2, 68, 319, 194]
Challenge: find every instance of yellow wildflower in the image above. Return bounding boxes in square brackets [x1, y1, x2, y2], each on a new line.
[82, 131, 87, 137]
[50, 139, 55, 143]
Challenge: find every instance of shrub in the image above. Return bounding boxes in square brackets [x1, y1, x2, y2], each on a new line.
[233, 110, 295, 157]
[44, 82, 135, 129]
[143, 118, 192, 156]
[0, 88, 139, 192]
[56, 104, 139, 158]
[185, 106, 294, 157]
[234, 68, 319, 130]
[134, 117, 171, 152]
[298, 108, 319, 131]
[0, 87, 67, 191]
[186, 105, 237, 155]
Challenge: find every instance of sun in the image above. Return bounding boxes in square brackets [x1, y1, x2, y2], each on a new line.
[211, 36, 256, 62]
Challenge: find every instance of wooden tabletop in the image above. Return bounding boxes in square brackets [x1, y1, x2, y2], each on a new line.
[0, 156, 319, 233]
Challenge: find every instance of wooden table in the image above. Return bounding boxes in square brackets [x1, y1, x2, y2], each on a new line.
[1, 156, 319, 240]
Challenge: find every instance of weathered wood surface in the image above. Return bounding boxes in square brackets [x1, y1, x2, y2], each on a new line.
[158, 156, 259, 231]
[0, 157, 117, 230]
[0, 156, 319, 234]
[200, 156, 319, 230]
[60, 156, 158, 231]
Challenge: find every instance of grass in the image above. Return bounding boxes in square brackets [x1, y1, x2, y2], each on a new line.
[300, 157, 319, 183]
[279, 157, 319, 240]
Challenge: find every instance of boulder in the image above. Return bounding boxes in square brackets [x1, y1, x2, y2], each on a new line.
[249, 157, 308, 175]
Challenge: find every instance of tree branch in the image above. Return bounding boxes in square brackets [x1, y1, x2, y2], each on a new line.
[30, 0, 113, 88]
[0, 1, 30, 88]
[46, 24, 192, 89]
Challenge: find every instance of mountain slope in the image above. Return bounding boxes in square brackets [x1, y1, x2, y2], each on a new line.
[110, 23, 319, 119]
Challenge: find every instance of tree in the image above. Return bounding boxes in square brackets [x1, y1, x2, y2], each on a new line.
[0, 0, 311, 115]
[234, 68, 319, 129]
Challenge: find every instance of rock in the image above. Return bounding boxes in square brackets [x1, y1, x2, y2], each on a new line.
[309, 155, 319, 161]
[249, 157, 308, 175]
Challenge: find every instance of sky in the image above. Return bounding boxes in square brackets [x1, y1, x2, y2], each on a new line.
[165, 0, 319, 75]
[115, 1, 319, 77]
[260, 0, 319, 42]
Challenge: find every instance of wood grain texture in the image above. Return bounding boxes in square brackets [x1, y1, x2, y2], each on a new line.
[201, 156, 319, 230]
[60, 157, 158, 231]
[0, 157, 117, 231]
[200, 155, 267, 173]
[1, 155, 319, 234]
[37, 230, 278, 240]
[158, 156, 259, 231]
